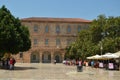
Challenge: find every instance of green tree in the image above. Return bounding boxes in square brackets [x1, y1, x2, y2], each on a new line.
[65, 14, 120, 60]
[90, 15, 107, 44]
[65, 42, 77, 59]
[66, 30, 95, 60]
[0, 5, 31, 56]
[90, 15, 120, 54]
[75, 30, 95, 60]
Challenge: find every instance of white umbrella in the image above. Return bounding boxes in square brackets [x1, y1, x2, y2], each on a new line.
[103, 53, 119, 59]
[114, 51, 120, 56]
[87, 56, 94, 59]
[87, 55, 102, 59]
[92, 55, 102, 59]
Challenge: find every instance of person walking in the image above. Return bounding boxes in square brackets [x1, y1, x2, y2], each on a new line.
[54, 59, 56, 64]
[5, 58, 10, 69]
[12, 58, 16, 70]
[77, 59, 83, 72]
[9, 58, 13, 70]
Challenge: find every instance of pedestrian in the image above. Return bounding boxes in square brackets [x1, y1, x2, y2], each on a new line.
[54, 59, 56, 64]
[5, 58, 10, 69]
[77, 59, 83, 72]
[1, 58, 5, 69]
[91, 60, 94, 68]
[9, 58, 13, 70]
[12, 58, 16, 70]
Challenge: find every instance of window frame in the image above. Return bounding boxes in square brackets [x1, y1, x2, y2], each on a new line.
[78, 25, 81, 32]
[33, 39, 38, 45]
[45, 25, 49, 33]
[56, 25, 60, 34]
[45, 39, 49, 45]
[67, 25, 71, 33]
[34, 25, 38, 32]
[67, 39, 71, 46]
[56, 38, 61, 46]
[19, 52, 23, 58]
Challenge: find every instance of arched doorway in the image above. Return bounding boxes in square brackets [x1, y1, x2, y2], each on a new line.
[30, 52, 40, 63]
[54, 51, 62, 63]
[42, 51, 51, 63]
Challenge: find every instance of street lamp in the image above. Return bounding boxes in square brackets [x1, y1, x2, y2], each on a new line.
[100, 32, 105, 56]
[100, 41, 103, 55]
[100, 31, 109, 55]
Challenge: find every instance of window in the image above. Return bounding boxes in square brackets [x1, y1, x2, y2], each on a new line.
[56, 25, 60, 33]
[32, 55, 36, 60]
[45, 39, 49, 45]
[19, 52, 23, 58]
[34, 25, 38, 32]
[67, 25, 71, 33]
[56, 38, 60, 45]
[48, 54, 51, 60]
[67, 39, 71, 45]
[84, 24, 89, 29]
[34, 39, 38, 45]
[45, 25, 49, 33]
[78, 25, 81, 32]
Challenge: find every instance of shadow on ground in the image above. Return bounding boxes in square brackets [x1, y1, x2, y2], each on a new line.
[0, 66, 37, 70]
[14, 66, 37, 70]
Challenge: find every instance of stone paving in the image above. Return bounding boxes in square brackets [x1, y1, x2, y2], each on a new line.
[0, 63, 120, 80]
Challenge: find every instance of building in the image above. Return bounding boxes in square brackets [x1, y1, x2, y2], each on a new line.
[14, 17, 91, 63]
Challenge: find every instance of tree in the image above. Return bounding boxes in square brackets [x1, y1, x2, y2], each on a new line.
[65, 42, 77, 59]
[65, 14, 120, 60]
[65, 30, 95, 60]
[90, 15, 107, 44]
[0, 5, 31, 56]
[90, 15, 120, 54]
[75, 30, 95, 60]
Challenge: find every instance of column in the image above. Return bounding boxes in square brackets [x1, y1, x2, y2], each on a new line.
[61, 52, 65, 61]
[40, 52, 42, 63]
[51, 51, 54, 63]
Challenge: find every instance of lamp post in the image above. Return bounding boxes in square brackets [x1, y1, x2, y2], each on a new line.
[100, 41, 103, 55]
[100, 32, 105, 56]
[100, 31, 109, 55]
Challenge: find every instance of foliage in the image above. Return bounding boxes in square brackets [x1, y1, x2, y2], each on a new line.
[0, 5, 31, 55]
[65, 14, 120, 60]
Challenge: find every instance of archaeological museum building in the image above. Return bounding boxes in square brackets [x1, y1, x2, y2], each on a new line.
[14, 17, 91, 63]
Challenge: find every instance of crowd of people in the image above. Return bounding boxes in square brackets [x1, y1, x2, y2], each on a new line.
[0, 57, 16, 70]
[88, 59, 120, 70]
[63, 59, 120, 70]
[63, 59, 87, 66]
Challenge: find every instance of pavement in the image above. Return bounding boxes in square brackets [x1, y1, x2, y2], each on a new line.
[0, 63, 120, 80]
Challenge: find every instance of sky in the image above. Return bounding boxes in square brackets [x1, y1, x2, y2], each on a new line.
[0, 0, 120, 20]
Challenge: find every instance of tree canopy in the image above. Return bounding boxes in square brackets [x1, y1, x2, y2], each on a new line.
[65, 14, 120, 60]
[0, 5, 31, 55]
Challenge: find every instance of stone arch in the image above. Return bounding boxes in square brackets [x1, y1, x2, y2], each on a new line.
[30, 51, 40, 63]
[54, 51, 62, 63]
[42, 51, 51, 63]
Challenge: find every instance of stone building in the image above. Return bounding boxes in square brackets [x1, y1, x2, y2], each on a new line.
[14, 17, 91, 63]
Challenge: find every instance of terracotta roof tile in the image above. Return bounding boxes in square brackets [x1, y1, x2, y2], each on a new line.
[21, 17, 92, 23]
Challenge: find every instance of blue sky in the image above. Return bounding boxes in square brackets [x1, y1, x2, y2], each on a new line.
[0, 0, 120, 20]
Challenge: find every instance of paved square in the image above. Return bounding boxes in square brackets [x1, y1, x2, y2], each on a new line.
[0, 63, 120, 80]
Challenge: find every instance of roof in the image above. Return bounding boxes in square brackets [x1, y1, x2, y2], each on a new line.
[21, 17, 92, 23]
